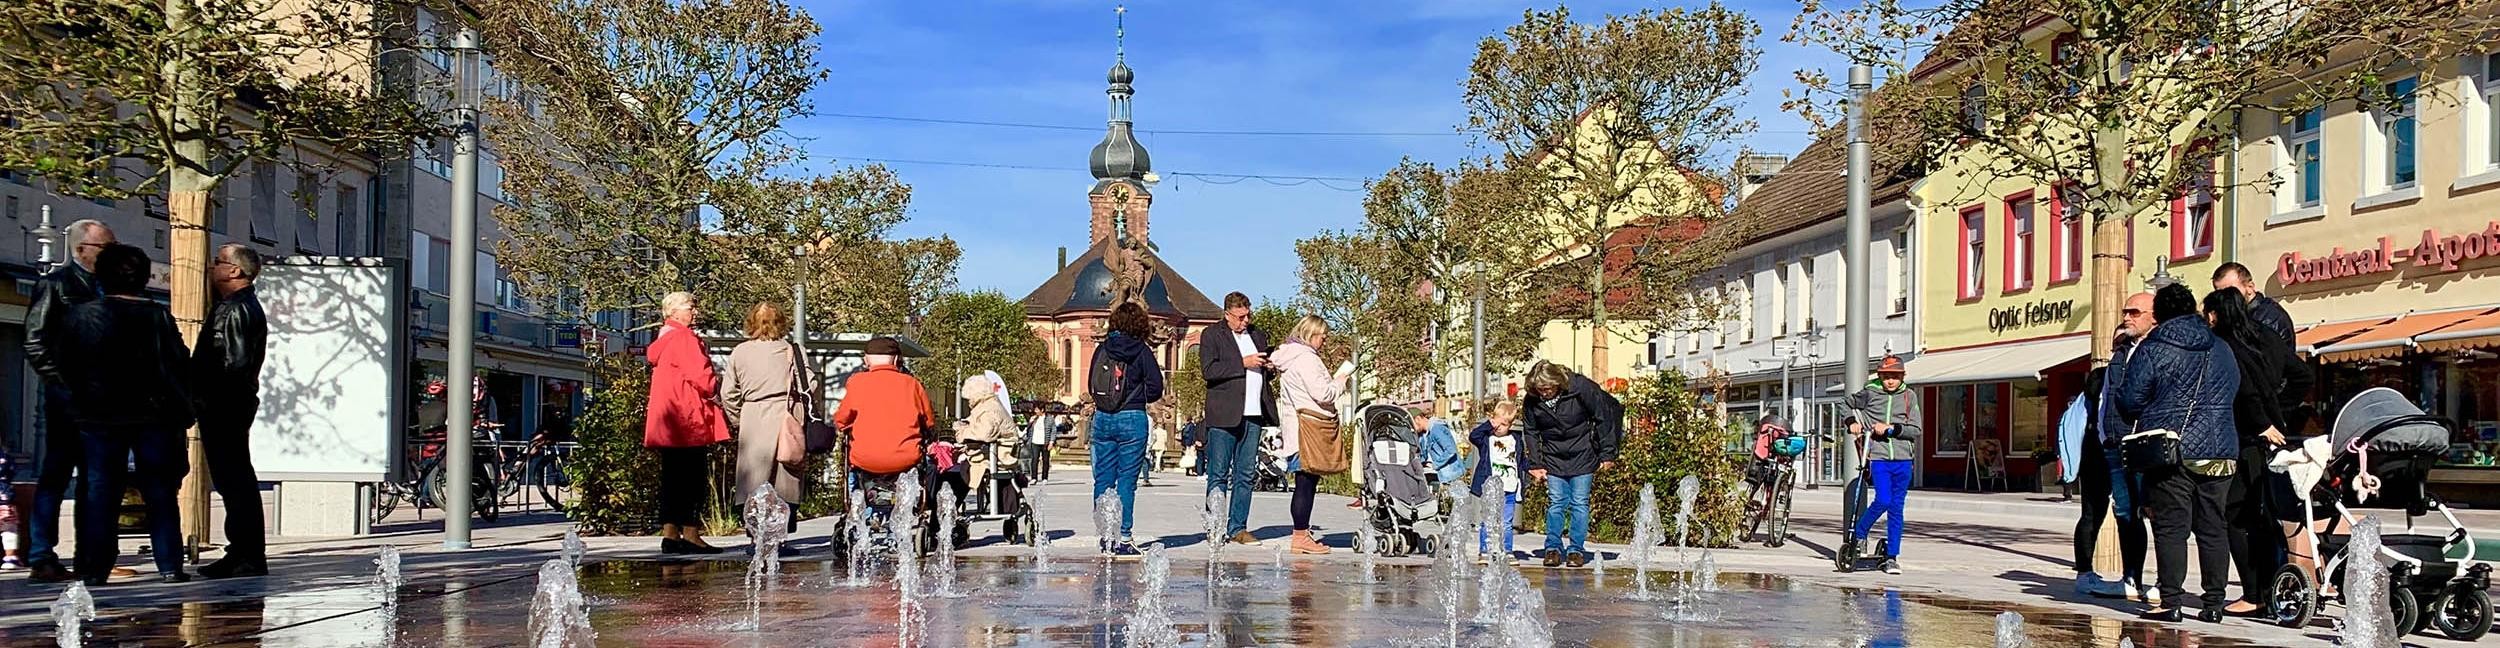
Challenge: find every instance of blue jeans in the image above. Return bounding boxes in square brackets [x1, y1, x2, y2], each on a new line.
[29, 384, 79, 565]
[1089, 410, 1148, 539]
[1205, 422, 1263, 536]
[77, 426, 189, 577]
[2106, 448, 2141, 523]
[1479, 491, 1517, 554]
[1542, 473, 1593, 554]
[1853, 459, 1913, 558]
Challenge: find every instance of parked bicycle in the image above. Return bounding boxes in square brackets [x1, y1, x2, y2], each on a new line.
[1741, 415, 1804, 548]
[368, 423, 502, 526]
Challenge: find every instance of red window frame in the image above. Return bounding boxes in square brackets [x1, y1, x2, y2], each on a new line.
[2003, 190, 2036, 293]
[2170, 144, 2219, 261]
[2049, 185, 2083, 284]
[1957, 204, 1987, 301]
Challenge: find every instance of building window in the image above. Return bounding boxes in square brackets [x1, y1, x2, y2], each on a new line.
[2173, 162, 2217, 260]
[1961, 82, 1988, 135]
[428, 236, 452, 292]
[336, 185, 363, 256]
[2051, 185, 2083, 282]
[1729, 279, 1751, 344]
[2479, 52, 2500, 172]
[417, 9, 454, 71]
[2004, 192, 2035, 292]
[295, 172, 322, 253]
[1796, 256, 1815, 332]
[2288, 107, 2324, 208]
[415, 140, 451, 178]
[1891, 229, 1910, 314]
[2370, 77, 2419, 192]
[482, 150, 506, 202]
[1957, 205, 1986, 300]
[1771, 262, 1789, 338]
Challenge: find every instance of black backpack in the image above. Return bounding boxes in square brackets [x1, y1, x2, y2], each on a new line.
[1089, 344, 1131, 413]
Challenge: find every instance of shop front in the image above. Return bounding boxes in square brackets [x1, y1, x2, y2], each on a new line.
[1903, 334, 2090, 491]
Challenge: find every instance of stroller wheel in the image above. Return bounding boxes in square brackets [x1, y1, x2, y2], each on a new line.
[2432, 587, 2493, 641]
[2268, 564, 2316, 629]
[2391, 586, 2423, 636]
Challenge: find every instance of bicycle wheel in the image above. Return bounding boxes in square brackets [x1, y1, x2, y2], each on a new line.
[496, 452, 527, 503]
[473, 466, 501, 522]
[1766, 471, 1793, 548]
[370, 482, 404, 526]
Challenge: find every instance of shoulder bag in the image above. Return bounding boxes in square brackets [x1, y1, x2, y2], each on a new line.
[780, 342, 840, 464]
[1296, 408, 1348, 475]
[2121, 346, 2207, 472]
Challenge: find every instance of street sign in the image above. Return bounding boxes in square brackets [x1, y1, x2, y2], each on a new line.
[1773, 339, 1803, 358]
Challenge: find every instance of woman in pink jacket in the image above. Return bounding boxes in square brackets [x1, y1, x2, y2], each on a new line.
[1271, 315, 1351, 555]
[644, 291, 729, 554]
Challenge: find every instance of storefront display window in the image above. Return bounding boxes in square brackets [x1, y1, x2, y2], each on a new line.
[1935, 385, 1971, 457]
[2451, 361, 2499, 468]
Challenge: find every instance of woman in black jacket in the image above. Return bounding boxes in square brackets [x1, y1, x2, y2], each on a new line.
[1517, 361, 1623, 568]
[2203, 289, 2292, 617]
[61, 243, 196, 585]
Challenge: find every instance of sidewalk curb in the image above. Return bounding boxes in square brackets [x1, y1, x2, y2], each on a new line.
[1790, 488, 2079, 523]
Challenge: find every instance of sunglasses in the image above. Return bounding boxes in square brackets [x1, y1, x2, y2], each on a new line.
[2122, 308, 2146, 316]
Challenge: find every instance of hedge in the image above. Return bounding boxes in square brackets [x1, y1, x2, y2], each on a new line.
[1513, 369, 1745, 548]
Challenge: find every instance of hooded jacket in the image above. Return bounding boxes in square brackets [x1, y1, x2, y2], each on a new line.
[2118, 315, 2242, 461]
[1091, 331, 1165, 413]
[1846, 381, 1922, 462]
[1266, 339, 1338, 459]
[1517, 373, 1624, 478]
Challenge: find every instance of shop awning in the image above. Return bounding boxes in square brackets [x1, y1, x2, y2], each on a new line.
[2295, 317, 2395, 355]
[2414, 309, 2500, 354]
[2312, 307, 2500, 363]
[1904, 335, 2091, 386]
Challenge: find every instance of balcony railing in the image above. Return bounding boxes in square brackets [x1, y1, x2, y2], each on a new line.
[413, 290, 586, 353]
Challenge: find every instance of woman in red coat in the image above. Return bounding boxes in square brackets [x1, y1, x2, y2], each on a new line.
[646, 291, 728, 554]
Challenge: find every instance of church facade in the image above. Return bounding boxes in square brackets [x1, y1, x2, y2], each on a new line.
[1018, 50, 1223, 404]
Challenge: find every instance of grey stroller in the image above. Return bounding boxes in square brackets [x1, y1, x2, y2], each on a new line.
[2266, 387, 2491, 640]
[1360, 403, 1442, 556]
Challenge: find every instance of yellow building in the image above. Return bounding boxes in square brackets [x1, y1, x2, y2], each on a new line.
[2229, 51, 2500, 502]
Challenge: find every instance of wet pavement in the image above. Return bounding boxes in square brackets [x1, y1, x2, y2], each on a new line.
[20, 556, 2254, 647]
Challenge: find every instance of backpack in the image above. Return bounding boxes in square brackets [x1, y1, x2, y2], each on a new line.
[1089, 341, 1131, 414]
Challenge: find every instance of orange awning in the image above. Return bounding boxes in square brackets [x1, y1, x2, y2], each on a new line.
[2415, 309, 2500, 354]
[2296, 317, 2395, 353]
[2314, 308, 2500, 363]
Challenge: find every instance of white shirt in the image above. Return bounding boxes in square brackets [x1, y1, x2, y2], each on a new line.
[1235, 330, 1265, 417]
[1490, 435, 1520, 494]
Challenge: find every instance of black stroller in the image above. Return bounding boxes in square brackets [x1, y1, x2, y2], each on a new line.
[2267, 387, 2491, 640]
[1358, 403, 1442, 556]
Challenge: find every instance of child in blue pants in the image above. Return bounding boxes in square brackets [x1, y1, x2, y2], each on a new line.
[1852, 458, 1913, 566]
[1471, 402, 1521, 562]
[1843, 356, 1921, 575]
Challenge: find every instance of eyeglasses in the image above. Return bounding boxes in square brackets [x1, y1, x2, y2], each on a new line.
[2121, 308, 2146, 316]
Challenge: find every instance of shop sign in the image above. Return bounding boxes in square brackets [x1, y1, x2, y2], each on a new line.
[1989, 298, 2076, 334]
[2279, 220, 2500, 287]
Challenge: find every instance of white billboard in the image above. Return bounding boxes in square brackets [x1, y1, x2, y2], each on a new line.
[250, 257, 409, 482]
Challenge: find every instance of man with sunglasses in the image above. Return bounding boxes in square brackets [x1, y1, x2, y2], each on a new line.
[2074, 292, 2159, 603]
[20, 220, 116, 584]
[194, 244, 269, 578]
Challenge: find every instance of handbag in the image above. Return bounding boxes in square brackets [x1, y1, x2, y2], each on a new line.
[779, 342, 840, 465]
[2122, 346, 2210, 471]
[1296, 408, 1348, 475]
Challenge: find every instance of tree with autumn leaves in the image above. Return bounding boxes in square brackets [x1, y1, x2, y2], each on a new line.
[1786, 0, 2500, 362]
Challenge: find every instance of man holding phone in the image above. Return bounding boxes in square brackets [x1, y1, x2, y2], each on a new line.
[1198, 292, 1276, 546]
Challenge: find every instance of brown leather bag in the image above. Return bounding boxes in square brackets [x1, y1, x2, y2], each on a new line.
[1296, 408, 1348, 475]
[775, 342, 810, 468]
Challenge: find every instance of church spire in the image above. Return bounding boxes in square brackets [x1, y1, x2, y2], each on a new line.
[1089, 4, 1150, 182]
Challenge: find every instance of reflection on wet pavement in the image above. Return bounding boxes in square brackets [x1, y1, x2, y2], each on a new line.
[23, 558, 2249, 647]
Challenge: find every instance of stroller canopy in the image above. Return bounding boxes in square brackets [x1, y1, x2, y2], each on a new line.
[2330, 387, 2451, 457]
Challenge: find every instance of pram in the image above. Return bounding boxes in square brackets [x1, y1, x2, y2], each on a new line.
[1256, 425, 1293, 492]
[2267, 387, 2491, 640]
[1359, 403, 1443, 556]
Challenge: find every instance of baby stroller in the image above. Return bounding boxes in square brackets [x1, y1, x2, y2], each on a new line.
[2267, 387, 2491, 640]
[1256, 425, 1294, 492]
[1359, 404, 1442, 556]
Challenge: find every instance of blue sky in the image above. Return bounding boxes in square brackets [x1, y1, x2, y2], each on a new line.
[792, 0, 1846, 305]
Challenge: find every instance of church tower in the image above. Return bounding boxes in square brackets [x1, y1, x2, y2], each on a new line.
[1086, 6, 1154, 247]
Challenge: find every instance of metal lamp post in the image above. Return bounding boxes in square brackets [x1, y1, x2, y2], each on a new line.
[443, 26, 482, 550]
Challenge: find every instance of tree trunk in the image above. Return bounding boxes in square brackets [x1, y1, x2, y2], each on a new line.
[1587, 211, 1611, 382]
[165, 0, 215, 560]
[2088, 131, 2134, 368]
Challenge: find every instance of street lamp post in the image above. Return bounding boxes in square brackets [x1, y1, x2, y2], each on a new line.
[443, 26, 482, 550]
[1840, 62, 1875, 488]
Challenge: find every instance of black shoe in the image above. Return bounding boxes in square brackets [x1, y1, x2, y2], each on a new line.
[2138, 607, 2182, 622]
[660, 538, 689, 555]
[1110, 541, 1142, 557]
[81, 574, 109, 587]
[29, 560, 76, 583]
[2194, 607, 2225, 623]
[682, 541, 724, 555]
[1565, 552, 1588, 568]
[199, 558, 268, 579]
[160, 571, 191, 584]
[1541, 551, 1564, 568]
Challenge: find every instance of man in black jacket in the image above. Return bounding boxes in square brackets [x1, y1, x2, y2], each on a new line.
[20, 220, 113, 583]
[1197, 292, 1275, 546]
[194, 244, 270, 579]
[1517, 361, 1623, 568]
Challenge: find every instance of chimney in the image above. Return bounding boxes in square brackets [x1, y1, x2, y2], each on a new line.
[1057, 247, 1068, 271]
[1736, 154, 1790, 201]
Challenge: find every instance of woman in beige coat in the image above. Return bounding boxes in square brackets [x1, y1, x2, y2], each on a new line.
[723, 302, 806, 513]
[1271, 314, 1350, 555]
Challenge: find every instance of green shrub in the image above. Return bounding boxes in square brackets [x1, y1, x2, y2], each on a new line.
[1517, 369, 1744, 548]
[568, 354, 662, 536]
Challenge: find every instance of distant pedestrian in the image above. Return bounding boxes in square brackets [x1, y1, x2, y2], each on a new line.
[19, 220, 112, 584]
[1272, 314, 1351, 555]
[1843, 354, 1921, 575]
[60, 243, 195, 585]
[1469, 401, 1523, 562]
[1144, 417, 1170, 486]
[644, 291, 728, 555]
[1198, 291, 1276, 546]
[1087, 303, 1166, 555]
[1179, 420, 1203, 477]
[1518, 360, 1623, 568]
[0, 453, 22, 571]
[1025, 411, 1056, 483]
[193, 244, 270, 579]
[723, 302, 805, 524]
[2073, 293, 2155, 604]
[2119, 283, 2242, 623]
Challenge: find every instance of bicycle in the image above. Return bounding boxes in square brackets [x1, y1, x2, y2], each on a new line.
[502, 438, 577, 513]
[1740, 453, 1798, 548]
[368, 423, 502, 526]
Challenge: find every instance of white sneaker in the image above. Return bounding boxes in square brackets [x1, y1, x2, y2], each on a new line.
[1881, 559, 1901, 575]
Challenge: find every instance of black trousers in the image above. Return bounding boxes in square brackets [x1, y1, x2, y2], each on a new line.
[2073, 439, 2148, 583]
[1290, 472, 1320, 530]
[201, 402, 264, 562]
[656, 447, 710, 527]
[2145, 466, 2233, 609]
[2227, 446, 2283, 605]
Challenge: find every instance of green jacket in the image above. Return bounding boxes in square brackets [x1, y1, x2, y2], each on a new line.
[1846, 381, 1922, 462]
